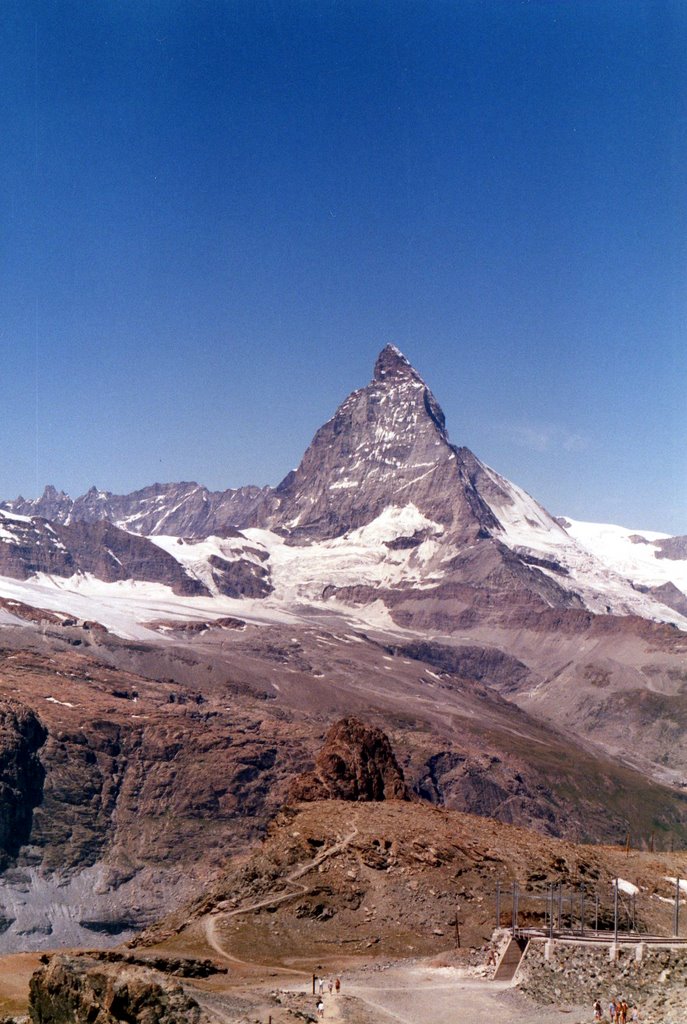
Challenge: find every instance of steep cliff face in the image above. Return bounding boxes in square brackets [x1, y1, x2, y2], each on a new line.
[0, 700, 46, 866]
[0, 513, 208, 595]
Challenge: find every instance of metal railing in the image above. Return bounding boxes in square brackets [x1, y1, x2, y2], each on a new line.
[494, 876, 686, 941]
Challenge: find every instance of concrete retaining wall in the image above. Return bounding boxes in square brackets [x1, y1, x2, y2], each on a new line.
[517, 939, 687, 1022]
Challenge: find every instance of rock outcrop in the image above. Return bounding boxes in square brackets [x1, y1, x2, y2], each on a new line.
[29, 955, 211, 1024]
[289, 717, 410, 802]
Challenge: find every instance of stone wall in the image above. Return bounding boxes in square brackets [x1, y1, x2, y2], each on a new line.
[517, 938, 687, 1022]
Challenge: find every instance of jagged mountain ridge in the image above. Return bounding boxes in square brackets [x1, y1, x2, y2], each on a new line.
[2, 345, 684, 628]
[3, 481, 270, 538]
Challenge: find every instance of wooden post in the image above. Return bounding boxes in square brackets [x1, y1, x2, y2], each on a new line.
[455, 906, 461, 947]
[674, 877, 681, 937]
[496, 881, 501, 929]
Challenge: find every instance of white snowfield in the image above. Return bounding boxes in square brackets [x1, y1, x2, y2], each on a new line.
[0, 505, 441, 640]
[0, 501, 684, 640]
[562, 518, 687, 593]
[480, 466, 687, 627]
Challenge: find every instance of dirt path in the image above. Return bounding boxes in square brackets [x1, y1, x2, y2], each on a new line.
[202, 827, 359, 975]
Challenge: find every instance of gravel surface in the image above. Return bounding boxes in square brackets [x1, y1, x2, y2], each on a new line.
[282, 961, 591, 1024]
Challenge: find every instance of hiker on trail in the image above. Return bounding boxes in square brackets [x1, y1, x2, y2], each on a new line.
[316, 999, 325, 1018]
[328, 978, 333, 994]
[620, 998, 629, 1024]
[318, 977, 324, 996]
[335, 977, 341, 993]
[609, 998, 618, 1023]
[593, 998, 602, 1020]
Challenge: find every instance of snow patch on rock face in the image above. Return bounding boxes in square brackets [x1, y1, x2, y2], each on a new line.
[615, 878, 640, 896]
[479, 465, 569, 550]
[0, 509, 33, 542]
[665, 877, 687, 893]
[150, 534, 269, 595]
[347, 504, 443, 545]
[245, 504, 445, 604]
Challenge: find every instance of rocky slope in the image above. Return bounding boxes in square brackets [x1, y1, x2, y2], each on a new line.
[141, 798, 687, 962]
[0, 614, 685, 951]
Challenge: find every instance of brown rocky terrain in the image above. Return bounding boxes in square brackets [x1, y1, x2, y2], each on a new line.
[0, 607, 685, 952]
[29, 954, 212, 1024]
[143, 799, 687, 962]
[0, 793, 684, 1024]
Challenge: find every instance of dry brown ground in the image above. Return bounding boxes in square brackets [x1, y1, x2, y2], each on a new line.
[0, 952, 47, 1017]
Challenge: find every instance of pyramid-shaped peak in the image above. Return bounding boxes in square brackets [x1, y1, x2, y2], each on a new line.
[373, 345, 422, 382]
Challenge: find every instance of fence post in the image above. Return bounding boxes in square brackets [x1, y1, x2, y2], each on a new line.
[674, 877, 681, 937]
[496, 881, 501, 930]
[614, 880, 619, 943]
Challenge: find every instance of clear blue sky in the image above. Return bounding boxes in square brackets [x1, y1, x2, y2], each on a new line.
[2, 1, 685, 533]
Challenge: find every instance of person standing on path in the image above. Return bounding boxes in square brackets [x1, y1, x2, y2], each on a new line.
[335, 977, 341, 994]
[316, 998, 325, 1018]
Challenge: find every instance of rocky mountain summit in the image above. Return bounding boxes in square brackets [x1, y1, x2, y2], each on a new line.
[257, 344, 502, 542]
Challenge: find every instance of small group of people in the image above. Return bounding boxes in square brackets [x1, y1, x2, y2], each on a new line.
[593, 996, 639, 1022]
[315, 975, 341, 1018]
